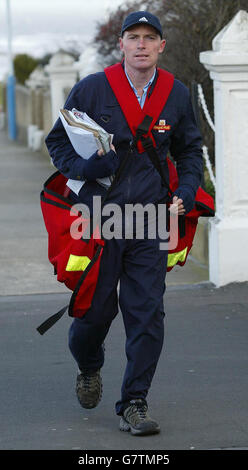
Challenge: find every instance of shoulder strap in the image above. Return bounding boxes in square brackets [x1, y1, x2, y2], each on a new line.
[134, 115, 173, 199]
[104, 63, 174, 153]
[135, 119, 186, 238]
[105, 62, 175, 196]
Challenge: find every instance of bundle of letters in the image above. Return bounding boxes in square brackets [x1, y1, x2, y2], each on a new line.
[59, 108, 114, 193]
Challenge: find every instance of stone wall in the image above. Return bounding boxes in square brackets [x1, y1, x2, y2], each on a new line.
[15, 84, 32, 143]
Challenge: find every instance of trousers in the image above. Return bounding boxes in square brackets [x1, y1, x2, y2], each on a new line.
[68, 230, 168, 416]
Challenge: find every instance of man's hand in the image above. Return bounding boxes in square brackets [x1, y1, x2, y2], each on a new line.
[83, 145, 118, 181]
[169, 196, 185, 216]
[97, 143, 116, 156]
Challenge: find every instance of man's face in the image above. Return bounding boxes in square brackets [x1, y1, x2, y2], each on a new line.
[119, 24, 166, 72]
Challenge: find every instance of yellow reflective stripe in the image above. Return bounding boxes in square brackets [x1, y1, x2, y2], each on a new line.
[167, 247, 188, 267]
[66, 254, 91, 271]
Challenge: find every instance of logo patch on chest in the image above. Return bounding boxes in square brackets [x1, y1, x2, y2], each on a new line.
[153, 119, 171, 133]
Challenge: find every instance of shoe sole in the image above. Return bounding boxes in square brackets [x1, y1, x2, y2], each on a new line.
[119, 416, 160, 436]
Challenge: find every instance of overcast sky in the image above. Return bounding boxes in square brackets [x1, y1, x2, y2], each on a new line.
[0, 0, 128, 77]
[0, 0, 126, 46]
[0, 0, 127, 36]
[0, 0, 126, 35]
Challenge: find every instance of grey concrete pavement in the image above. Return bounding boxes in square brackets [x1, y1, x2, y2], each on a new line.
[0, 284, 248, 450]
[0, 131, 67, 296]
[0, 131, 248, 451]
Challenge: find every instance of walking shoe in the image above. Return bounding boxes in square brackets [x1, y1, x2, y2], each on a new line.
[119, 399, 160, 436]
[76, 369, 102, 409]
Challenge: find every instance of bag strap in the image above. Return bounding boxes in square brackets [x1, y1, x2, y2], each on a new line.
[104, 63, 174, 153]
[36, 305, 68, 335]
[134, 116, 186, 238]
[133, 115, 173, 199]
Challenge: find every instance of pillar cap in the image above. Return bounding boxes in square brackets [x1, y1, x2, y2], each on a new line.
[45, 50, 77, 74]
[213, 10, 248, 54]
[200, 10, 248, 70]
[200, 10, 248, 75]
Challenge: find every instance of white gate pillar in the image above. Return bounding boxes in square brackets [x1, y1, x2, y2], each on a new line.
[45, 51, 78, 124]
[200, 10, 248, 287]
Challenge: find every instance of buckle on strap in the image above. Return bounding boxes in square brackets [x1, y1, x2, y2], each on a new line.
[137, 115, 153, 135]
[140, 136, 154, 151]
[132, 115, 153, 148]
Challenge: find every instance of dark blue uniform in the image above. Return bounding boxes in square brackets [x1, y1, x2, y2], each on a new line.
[45, 69, 203, 415]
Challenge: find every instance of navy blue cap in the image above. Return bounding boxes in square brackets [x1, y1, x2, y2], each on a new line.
[121, 11, 163, 38]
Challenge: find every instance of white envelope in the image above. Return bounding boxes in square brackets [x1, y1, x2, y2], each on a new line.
[59, 111, 111, 195]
